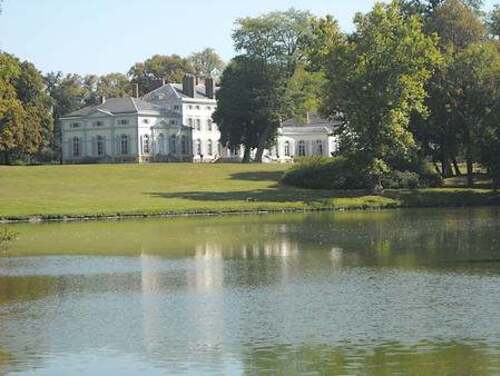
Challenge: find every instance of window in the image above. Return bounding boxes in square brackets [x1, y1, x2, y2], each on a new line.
[72, 137, 80, 157]
[298, 141, 306, 156]
[206, 106, 212, 110]
[195, 105, 200, 110]
[71, 123, 80, 129]
[188, 118, 193, 127]
[196, 139, 202, 155]
[316, 140, 323, 156]
[195, 119, 201, 131]
[120, 135, 129, 155]
[94, 121, 103, 127]
[284, 141, 290, 157]
[143, 119, 150, 124]
[207, 119, 213, 131]
[96, 136, 104, 156]
[170, 135, 177, 154]
[118, 119, 129, 125]
[181, 136, 188, 154]
[158, 133, 165, 154]
[207, 140, 213, 156]
[231, 145, 239, 156]
[189, 105, 193, 110]
[174, 105, 180, 111]
[143, 135, 150, 154]
[170, 120, 176, 125]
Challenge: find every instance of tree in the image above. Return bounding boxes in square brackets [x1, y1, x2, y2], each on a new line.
[488, 5, 500, 39]
[97, 73, 131, 98]
[233, 8, 314, 77]
[0, 53, 52, 164]
[188, 48, 225, 79]
[128, 54, 194, 96]
[315, 2, 441, 191]
[213, 56, 284, 162]
[446, 42, 500, 186]
[408, 0, 487, 179]
[227, 9, 317, 161]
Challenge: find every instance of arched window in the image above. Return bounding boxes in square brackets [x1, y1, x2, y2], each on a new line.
[96, 135, 104, 156]
[170, 135, 177, 154]
[120, 135, 129, 155]
[158, 133, 165, 154]
[181, 136, 188, 154]
[72, 137, 80, 157]
[316, 140, 323, 156]
[231, 145, 239, 156]
[143, 134, 150, 154]
[196, 139, 202, 155]
[298, 140, 306, 156]
[207, 140, 213, 156]
[284, 141, 290, 157]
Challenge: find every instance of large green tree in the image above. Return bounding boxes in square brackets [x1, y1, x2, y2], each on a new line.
[213, 56, 284, 162]
[188, 48, 225, 79]
[488, 5, 500, 39]
[97, 73, 131, 98]
[315, 1, 441, 191]
[0, 53, 53, 164]
[128, 54, 194, 96]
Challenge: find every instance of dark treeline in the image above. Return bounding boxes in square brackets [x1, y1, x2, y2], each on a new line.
[0, 48, 224, 164]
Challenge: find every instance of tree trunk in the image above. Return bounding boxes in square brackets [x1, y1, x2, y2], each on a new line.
[441, 157, 452, 178]
[433, 161, 442, 175]
[254, 126, 273, 163]
[466, 156, 474, 188]
[372, 175, 384, 195]
[452, 157, 462, 177]
[242, 146, 251, 163]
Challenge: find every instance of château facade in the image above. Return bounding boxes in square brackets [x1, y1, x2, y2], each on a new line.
[60, 75, 339, 164]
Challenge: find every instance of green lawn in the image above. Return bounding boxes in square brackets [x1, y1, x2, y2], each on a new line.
[0, 163, 499, 221]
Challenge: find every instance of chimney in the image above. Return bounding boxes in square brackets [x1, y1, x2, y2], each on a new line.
[205, 77, 215, 99]
[182, 74, 195, 98]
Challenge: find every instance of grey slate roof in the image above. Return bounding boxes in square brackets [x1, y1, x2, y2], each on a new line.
[62, 97, 162, 118]
[282, 112, 337, 128]
[142, 83, 217, 101]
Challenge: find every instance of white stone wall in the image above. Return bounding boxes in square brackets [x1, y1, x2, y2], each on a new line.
[61, 114, 139, 162]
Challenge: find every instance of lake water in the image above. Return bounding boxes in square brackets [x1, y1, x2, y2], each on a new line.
[1, 208, 500, 375]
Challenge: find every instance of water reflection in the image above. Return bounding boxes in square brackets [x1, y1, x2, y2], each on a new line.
[0, 208, 500, 375]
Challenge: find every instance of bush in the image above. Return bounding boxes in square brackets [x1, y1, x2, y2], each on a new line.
[282, 157, 443, 190]
[282, 156, 370, 190]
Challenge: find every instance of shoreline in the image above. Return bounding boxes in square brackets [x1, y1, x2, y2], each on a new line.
[2, 194, 499, 224]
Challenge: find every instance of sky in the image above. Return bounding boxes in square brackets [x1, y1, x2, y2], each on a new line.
[0, 0, 498, 76]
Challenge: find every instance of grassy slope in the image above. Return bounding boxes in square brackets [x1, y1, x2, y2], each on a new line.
[0, 164, 499, 221]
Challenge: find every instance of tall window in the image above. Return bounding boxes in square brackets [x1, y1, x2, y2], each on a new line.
[298, 140, 306, 156]
[284, 141, 290, 157]
[170, 135, 177, 154]
[207, 140, 213, 156]
[207, 119, 213, 131]
[143, 135, 150, 154]
[158, 133, 165, 154]
[196, 139, 202, 155]
[72, 137, 80, 157]
[181, 136, 188, 154]
[96, 136, 104, 156]
[195, 119, 201, 131]
[316, 140, 323, 156]
[188, 118, 193, 127]
[120, 135, 129, 155]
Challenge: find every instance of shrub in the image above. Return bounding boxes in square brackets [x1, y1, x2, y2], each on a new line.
[282, 157, 443, 190]
[282, 156, 370, 190]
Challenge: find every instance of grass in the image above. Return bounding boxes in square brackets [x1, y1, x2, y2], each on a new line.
[0, 163, 499, 222]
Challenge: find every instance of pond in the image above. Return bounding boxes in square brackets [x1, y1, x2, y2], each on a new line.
[1, 208, 500, 375]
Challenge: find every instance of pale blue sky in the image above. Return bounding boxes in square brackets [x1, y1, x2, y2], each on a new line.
[0, 0, 498, 75]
